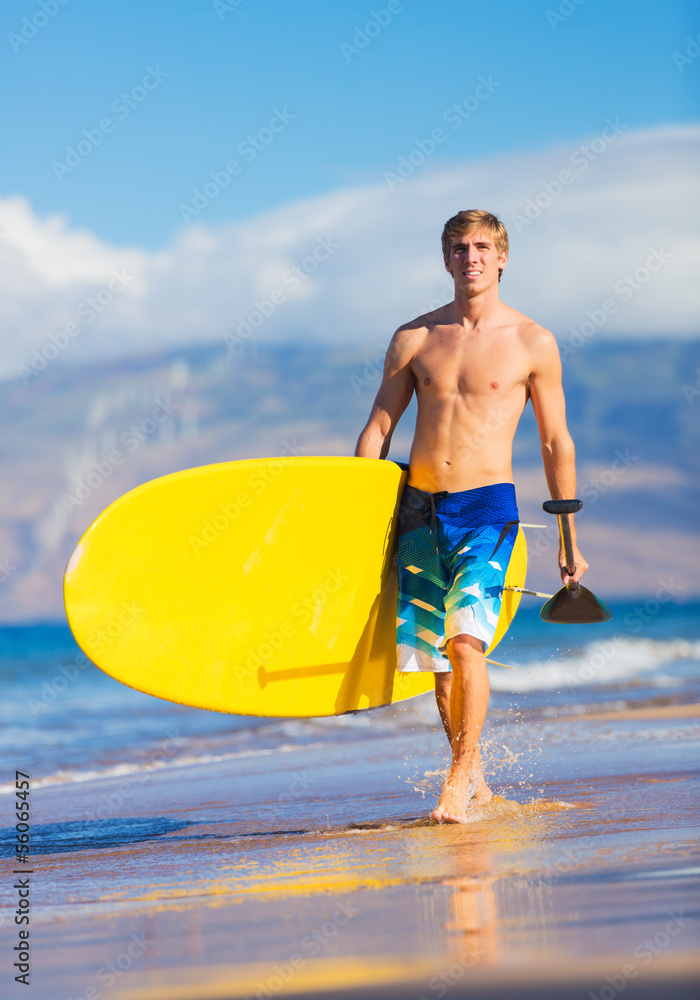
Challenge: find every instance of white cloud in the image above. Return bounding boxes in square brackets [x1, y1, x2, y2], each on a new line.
[1, 123, 698, 381]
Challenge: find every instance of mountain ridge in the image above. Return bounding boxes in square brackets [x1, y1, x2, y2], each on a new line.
[1, 336, 698, 621]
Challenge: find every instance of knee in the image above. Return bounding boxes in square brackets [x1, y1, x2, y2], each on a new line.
[448, 633, 485, 659]
[447, 634, 486, 674]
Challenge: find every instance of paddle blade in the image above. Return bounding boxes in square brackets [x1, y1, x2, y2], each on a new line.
[540, 583, 612, 624]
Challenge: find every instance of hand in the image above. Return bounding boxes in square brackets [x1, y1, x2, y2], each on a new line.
[559, 542, 588, 586]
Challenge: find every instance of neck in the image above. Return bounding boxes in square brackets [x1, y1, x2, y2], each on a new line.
[450, 282, 502, 328]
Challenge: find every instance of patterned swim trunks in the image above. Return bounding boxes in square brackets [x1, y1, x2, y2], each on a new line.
[396, 482, 520, 672]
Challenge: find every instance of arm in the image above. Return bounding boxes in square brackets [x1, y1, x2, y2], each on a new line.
[355, 327, 418, 459]
[529, 328, 588, 585]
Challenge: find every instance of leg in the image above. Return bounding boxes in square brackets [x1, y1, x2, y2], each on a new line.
[431, 633, 492, 823]
[434, 671, 453, 744]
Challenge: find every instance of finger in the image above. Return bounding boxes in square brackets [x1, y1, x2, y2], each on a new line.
[569, 562, 587, 584]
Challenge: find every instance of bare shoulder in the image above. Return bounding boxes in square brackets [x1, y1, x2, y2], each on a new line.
[396, 303, 449, 337]
[385, 309, 438, 370]
[501, 304, 559, 369]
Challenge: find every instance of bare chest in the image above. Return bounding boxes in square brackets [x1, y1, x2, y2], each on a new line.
[411, 333, 530, 398]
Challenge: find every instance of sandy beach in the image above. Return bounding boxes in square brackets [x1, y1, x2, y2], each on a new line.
[4, 690, 698, 1000]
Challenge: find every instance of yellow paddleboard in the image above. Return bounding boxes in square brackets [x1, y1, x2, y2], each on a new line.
[63, 457, 526, 717]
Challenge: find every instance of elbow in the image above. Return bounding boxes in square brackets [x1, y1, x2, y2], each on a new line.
[540, 431, 575, 460]
[356, 417, 391, 459]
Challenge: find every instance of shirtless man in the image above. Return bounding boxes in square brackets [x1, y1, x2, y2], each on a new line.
[355, 209, 588, 823]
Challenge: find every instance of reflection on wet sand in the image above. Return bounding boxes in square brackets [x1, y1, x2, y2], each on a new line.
[8, 711, 700, 1000]
[435, 797, 576, 969]
[442, 838, 498, 967]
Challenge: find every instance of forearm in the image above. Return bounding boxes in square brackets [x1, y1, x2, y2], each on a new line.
[541, 434, 579, 539]
[355, 422, 391, 459]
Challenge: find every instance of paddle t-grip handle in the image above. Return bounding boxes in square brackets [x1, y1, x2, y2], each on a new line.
[542, 499, 582, 591]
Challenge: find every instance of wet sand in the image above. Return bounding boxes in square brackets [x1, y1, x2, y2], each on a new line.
[3, 702, 699, 1000]
[578, 701, 700, 721]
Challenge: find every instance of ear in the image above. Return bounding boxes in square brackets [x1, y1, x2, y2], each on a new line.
[498, 250, 508, 270]
[444, 255, 452, 274]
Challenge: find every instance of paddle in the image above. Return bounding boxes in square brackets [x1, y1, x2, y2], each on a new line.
[539, 499, 612, 624]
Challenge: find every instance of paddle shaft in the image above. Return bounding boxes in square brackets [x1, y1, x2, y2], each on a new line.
[557, 513, 579, 591]
[542, 499, 583, 592]
[540, 498, 612, 623]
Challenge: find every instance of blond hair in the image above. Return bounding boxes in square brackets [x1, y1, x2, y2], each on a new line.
[441, 210, 509, 282]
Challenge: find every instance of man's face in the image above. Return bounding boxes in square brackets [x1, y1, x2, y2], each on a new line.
[444, 228, 507, 291]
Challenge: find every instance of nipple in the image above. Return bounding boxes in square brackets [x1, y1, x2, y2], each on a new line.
[424, 377, 431, 386]
[490, 381, 499, 389]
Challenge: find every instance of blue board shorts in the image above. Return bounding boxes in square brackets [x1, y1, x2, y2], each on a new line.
[396, 482, 519, 672]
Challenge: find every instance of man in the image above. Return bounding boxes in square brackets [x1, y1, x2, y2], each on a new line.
[355, 209, 588, 824]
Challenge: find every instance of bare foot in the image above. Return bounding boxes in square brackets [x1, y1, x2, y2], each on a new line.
[431, 779, 467, 823]
[470, 774, 493, 807]
[431, 763, 493, 823]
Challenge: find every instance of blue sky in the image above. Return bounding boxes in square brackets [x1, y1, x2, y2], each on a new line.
[1, 0, 697, 249]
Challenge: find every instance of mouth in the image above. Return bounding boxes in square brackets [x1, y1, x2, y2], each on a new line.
[463, 270, 482, 279]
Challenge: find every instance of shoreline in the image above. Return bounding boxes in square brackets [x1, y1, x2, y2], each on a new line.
[3, 700, 698, 1000]
[574, 701, 700, 721]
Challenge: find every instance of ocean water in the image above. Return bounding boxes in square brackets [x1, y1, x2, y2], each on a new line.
[1, 600, 699, 794]
[2, 601, 700, 1000]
